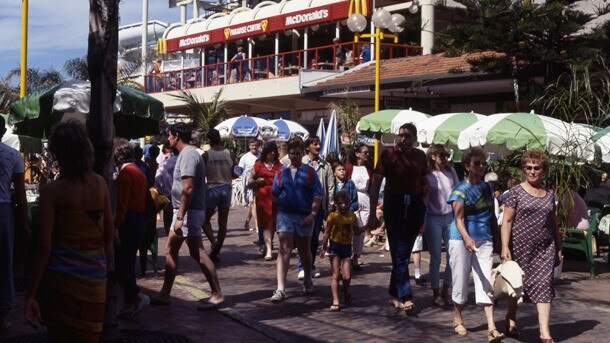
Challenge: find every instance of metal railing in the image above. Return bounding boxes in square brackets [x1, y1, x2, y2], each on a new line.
[144, 42, 422, 93]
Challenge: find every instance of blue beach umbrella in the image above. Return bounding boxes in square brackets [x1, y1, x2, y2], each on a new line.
[321, 109, 339, 159]
[215, 115, 278, 140]
[316, 118, 326, 151]
[270, 118, 309, 142]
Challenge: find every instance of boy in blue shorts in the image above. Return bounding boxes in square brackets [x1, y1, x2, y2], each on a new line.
[320, 191, 364, 311]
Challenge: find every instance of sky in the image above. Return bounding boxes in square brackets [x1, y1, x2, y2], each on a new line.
[0, 0, 190, 78]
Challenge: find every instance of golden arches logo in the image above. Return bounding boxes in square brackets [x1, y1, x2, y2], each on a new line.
[348, 0, 368, 16]
[224, 28, 231, 40]
[156, 38, 167, 54]
[261, 19, 268, 32]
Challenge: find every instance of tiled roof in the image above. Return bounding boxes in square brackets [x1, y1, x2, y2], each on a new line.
[306, 52, 496, 90]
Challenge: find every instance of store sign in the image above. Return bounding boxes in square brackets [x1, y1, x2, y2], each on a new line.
[284, 8, 330, 28]
[178, 34, 211, 48]
[165, 0, 369, 52]
[224, 19, 269, 40]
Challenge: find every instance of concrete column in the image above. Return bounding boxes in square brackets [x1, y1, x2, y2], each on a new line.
[303, 27, 309, 68]
[181, 5, 187, 24]
[420, 0, 435, 55]
[275, 32, 280, 75]
[193, 0, 199, 18]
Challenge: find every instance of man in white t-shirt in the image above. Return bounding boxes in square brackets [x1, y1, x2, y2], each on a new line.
[0, 116, 29, 330]
[238, 139, 259, 231]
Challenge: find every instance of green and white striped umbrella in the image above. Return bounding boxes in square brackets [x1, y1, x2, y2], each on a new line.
[592, 126, 610, 162]
[417, 112, 486, 146]
[356, 108, 429, 135]
[457, 112, 596, 160]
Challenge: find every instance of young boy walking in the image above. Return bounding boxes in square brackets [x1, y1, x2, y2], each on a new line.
[320, 191, 364, 311]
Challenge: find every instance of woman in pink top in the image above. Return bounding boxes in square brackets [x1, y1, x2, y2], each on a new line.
[423, 144, 459, 306]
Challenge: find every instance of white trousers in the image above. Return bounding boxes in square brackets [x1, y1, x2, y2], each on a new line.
[448, 239, 494, 305]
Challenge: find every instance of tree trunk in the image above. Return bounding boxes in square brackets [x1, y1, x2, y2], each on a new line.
[87, 0, 118, 180]
[87, 0, 120, 341]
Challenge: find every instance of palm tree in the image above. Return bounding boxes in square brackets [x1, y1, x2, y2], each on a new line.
[169, 88, 230, 135]
[0, 66, 63, 114]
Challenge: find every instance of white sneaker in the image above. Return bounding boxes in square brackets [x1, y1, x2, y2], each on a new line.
[297, 270, 305, 280]
[270, 289, 286, 303]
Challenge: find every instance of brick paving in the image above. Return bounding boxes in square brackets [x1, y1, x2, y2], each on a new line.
[2, 205, 610, 342]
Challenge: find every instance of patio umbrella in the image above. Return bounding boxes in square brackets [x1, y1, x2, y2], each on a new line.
[9, 80, 165, 139]
[321, 109, 339, 159]
[270, 118, 309, 142]
[1, 113, 42, 153]
[214, 115, 278, 140]
[356, 108, 429, 135]
[316, 118, 326, 151]
[591, 126, 610, 163]
[417, 112, 486, 146]
[457, 112, 596, 160]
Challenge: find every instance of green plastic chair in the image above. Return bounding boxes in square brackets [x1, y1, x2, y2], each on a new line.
[562, 210, 600, 277]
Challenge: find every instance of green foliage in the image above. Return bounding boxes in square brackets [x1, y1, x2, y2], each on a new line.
[328, 98, 360, 146]
[64, 56, 89, 80]
[169, 88, 230, 138]
[1, 67, 63, 114]
[434, 0, 609, 106]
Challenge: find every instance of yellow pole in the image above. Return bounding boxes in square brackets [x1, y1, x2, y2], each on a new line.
[373, 28, 381, 166]
[20, 0, 28, 98]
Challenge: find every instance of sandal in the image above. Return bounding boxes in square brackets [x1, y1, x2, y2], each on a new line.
[488, 329, 505, 342]
[344, 293, 352, 306]
[403, 301, 415, 315]
[329, 303, 341, 312]
[433, 295, 446, 307]
[453, 322, 468, 336]
[389, 298, 405, 309]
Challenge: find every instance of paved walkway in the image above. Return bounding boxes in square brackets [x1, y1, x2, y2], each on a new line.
[3, 206, 610, 342]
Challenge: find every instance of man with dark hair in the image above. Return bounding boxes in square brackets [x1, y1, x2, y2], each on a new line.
[153, 123, 224, 309]
[239, 138, 260, 231]
[0, 116, 29, 330]
[367, 122, 428, 313]
[296, 135, 335, 280]
[203, 128, 237, 262]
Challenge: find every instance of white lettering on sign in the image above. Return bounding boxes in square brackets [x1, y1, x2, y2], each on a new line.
[285, 9, 329, 27]
[230, 23, 262, 36]
[178, 34, 210, 48]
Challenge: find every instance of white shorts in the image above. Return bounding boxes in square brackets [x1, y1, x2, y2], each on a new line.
[171, 208, 205, 238]
[412, 233, 424, 252]
[448, 239, 494, 305]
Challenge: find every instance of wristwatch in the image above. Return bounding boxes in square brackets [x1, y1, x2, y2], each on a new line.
[176, 216, 184, 221]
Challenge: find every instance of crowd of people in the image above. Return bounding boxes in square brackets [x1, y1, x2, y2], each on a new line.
[2, 114, 607, 342]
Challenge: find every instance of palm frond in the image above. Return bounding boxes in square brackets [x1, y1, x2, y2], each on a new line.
[168, 88, 230, 135]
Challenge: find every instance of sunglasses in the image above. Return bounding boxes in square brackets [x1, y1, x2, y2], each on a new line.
[524, 165, 542, 171]
[471, 160, 488, 167]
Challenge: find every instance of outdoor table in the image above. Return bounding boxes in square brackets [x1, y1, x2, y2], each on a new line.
[317, 62, 334, 70]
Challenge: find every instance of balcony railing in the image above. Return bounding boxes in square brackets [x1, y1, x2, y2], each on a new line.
[145, 42, 422, 93]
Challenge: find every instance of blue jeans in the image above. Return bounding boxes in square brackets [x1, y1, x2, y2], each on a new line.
[116, 211, 146, 303]
[0, 203, 14, 316]
[384, 194, 426, 301]
[297, 210, 324, 272]
[424, 212, 453, 290]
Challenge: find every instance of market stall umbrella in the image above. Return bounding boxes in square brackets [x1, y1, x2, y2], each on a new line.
[1, 113, 42, 153]
[9, 80, 165, 139]
[270, 118, 309, 142]
[321, 109, 340, 159]
[457, 112, 596, 160]
[215, 115, 278, 140]
[417, 112, 486, 146]
[591, 126, 610, 162]
[356, 108, 430, 135]
[316, 118, 326, 151]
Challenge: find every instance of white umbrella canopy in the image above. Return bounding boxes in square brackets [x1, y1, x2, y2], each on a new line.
[356, 108, 430, 135]
[214, 115, 278, 140]
[270, 118, 309, 142]
[457, 112, 597, 160]
[417, 112, 486, 146]
[321, 110, 340, 159]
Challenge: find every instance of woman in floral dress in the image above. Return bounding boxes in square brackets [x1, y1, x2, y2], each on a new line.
[501, 150, 562, 343]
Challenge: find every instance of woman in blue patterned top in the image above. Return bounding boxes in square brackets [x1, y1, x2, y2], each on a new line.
[447, 147, 504, 342]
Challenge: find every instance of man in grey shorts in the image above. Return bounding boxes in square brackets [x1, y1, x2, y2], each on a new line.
[152, 123, 224, 309]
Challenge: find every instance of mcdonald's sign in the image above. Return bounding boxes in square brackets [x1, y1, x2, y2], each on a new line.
[348, 0, 369, 16]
